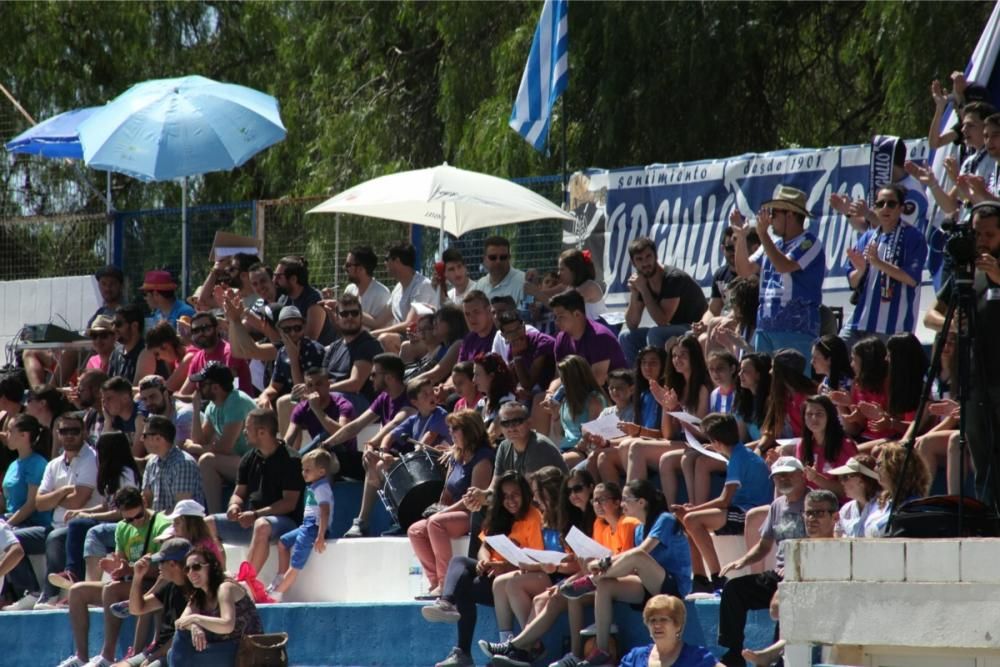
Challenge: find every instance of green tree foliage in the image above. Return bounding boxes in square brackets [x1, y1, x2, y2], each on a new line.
[0, 0, 993, 218]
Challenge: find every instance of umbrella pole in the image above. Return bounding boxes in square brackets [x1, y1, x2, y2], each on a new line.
[438, 201, 445, 259]
[181, 177, 188, 299]
[335, 213, 341, 292]
[105, 172, 113, 264]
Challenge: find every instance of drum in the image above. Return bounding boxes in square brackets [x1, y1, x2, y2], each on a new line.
[380, 449, 445, 530]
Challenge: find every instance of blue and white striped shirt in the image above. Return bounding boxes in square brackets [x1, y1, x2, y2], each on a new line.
[752, 231, 825, 337]
[846, 222, 927, 335]
[710, 386, 735, 414]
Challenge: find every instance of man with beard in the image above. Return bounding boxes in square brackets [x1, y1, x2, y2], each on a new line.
[342, 245, 392, 330]
[618, 236, 708, 365]
[179, 311, 254, 399]
[187, 362, 257, 514]
[319, 292, 384, 413]
[8, 411, 96, 608]
[73, 369, 109, 442]
[135, 375, 202, 448]
[257, 306, 326, 432]
[107, 304, 157, 386]
[101, 376, 144, 447]
[925, 201, 1000, 507]
[716, 456, 808, 667]
[83, 316, 117, 374]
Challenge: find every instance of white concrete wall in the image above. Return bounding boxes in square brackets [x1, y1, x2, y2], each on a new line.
[0, 275, 100, 350]
[780, 538, 1000, 666]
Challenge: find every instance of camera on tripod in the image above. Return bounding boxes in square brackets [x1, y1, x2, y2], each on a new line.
[941, 214, 977, 274]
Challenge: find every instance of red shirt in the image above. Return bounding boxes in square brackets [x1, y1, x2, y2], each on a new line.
[188, 339, 256, 397]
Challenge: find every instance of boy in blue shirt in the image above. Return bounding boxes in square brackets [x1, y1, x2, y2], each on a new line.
[671, 412, 772, 595]
[381, 378, 451, 456]
[268, 448, 334, 601]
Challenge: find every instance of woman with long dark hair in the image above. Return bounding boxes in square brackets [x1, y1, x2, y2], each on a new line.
[733, 353, 771, 444]
[760, 349, 816, 453]
[421, 471, 542, 667]
[555, 356, 607, 468]
[834, 336, 889, 441]
[2, 414, 50, 528]
[170, 546, 262, 666]
[798, 395, 858, 497]
[811, 334, 853, 393]
[473, 353, 516, 437]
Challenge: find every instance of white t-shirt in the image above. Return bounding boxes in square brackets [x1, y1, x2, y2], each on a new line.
[389, 273, 439, 323]
[0, 519, 17, 591]
[345, 280, 392, 321]
[38, 445, 98, 528]
[447, 282, 474, 305]
[492, 323, 541, 360]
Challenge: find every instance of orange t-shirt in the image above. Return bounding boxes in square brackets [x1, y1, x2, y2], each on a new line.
[592, 516, 641, 555]
[480, 506, 544, 562]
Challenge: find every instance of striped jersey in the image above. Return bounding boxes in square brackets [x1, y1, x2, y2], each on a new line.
[710, 386, 735, 414]
[751, 231, 825, 337]
[846, 222, 927, 335]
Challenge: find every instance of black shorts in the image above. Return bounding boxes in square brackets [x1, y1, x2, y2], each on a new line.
[714, 506, 747, 536]
[631, 570, 680, 611]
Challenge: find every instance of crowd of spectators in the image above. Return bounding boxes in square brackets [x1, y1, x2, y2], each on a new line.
[3, 72, 999, 667]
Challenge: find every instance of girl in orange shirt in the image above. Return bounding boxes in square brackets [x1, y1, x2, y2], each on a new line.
[421, 472, 542, 667]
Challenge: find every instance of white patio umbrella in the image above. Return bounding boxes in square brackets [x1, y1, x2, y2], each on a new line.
[307, 163, 574, 256]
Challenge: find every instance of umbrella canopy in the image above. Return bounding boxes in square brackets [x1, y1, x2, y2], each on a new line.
[307, 163, 574, 239]
[77, 74, 286, 182]
[4, 107, 99, 159]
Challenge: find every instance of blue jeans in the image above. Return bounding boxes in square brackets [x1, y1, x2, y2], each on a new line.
[619, 323, 692, 365]
[168, 630, 239, 667]
[751, 329, 816, 363]
[210, 514, 298, 545]
[65, 518, 116, 581]
[7, 524, 51, 597]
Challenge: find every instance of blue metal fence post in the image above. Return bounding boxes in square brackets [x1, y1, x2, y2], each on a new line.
[112, 212, 124, 268]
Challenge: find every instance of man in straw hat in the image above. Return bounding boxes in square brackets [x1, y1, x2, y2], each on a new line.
[730, 185, 826, 360]
[141, 270, 195, 330]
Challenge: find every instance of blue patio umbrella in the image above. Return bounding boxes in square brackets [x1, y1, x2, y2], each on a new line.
[4, 106, 98, 159]
[77, 75, 286, 292]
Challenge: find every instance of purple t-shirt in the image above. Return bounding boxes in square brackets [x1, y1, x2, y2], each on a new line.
[458, 328, 497, 362]
[554, 318, 627, 372]
[368, 390, 412, 427]
[290, 392, 357, 450]
[508, 329, 557, 389]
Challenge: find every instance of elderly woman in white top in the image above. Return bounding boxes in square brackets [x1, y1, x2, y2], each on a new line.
[829, 453, 887, 537]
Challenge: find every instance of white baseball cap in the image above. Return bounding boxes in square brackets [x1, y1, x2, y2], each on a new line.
[164, 499, 206, 521]
[769, 456, 805, 477]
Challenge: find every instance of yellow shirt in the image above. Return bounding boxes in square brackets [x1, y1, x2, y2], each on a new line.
[592, 515, 640, 555]
[481, 506, 544, 562]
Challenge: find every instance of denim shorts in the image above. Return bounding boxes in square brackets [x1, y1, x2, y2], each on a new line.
[279, 522, 320, 570]
[210, 513, 298, 545]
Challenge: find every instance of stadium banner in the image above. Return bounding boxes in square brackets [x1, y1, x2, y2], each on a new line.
[566, 140, 931, 309]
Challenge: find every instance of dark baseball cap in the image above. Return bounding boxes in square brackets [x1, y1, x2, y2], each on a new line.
[189, 360, 233, 385]
[150, 537, 193, 564]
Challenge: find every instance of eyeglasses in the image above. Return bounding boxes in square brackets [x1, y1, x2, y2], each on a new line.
[57, 427, 82, 436]
[804, 509, 834, 518]
[185, 562, 206, 573]
[591, 496, 615, 504]
[622, 495, 638, 503]
[499, 417, 527, 428]
[873, 200, 899, 209]
[487, 254, 510, 262]
[122, 509, 146, 524]
[280, 325, 304, 334]
[337, 309, 361, 318]
[567, 483, 588, 494]
[191, 325, 214, 334]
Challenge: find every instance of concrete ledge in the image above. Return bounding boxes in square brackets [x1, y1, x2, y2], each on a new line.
[0, 599, 777, 666]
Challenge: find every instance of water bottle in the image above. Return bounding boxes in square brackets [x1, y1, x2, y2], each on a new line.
[408, 556, 427, 598]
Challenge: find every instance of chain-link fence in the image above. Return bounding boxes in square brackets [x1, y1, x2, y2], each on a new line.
[0, 212, 109, 280]
[115, 202, 254, 300]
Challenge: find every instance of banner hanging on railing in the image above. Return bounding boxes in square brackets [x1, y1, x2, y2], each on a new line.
[567, 140, 932, 307]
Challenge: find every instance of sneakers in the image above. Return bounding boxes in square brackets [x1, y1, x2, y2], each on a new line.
[33, 598, 68, 611]
[265, 587, 284, 602]
[478, 639, 534, 664]
[549, 653, 583, 667]
[711, 574, 728, 591]
[579, 622, 617, 637]
[48, 570, 79, 591]
[421, 598, 461, 623]
[82, 657, 112, 667]
[380, 523, 405, 536]
[577, 648, 614, 667]
[434, 646, 474, 667]
[343, 518, 367, 538]
[55, 657, 83, 667]
[265, 573, 285, 602]
[6, 592, 38, 611]
[558, 574, 597, 599]
[690, 575, 716, 595]
[108, 600, 131, 619]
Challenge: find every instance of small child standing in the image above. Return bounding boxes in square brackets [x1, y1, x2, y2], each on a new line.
[269, 449, 334, 601]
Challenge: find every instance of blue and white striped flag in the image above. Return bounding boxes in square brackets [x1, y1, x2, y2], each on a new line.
[509, 0, 569, 152]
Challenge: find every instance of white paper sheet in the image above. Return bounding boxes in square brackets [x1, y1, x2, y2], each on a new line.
[667, 411, 702, 426]
[775, 438, 801, 448]
[484, 535, 533, 567]
[521, 548, 567, 565]
[581, 412, 626, 439]
[565, 526, 612, 561]
[683, 428, 729, 464]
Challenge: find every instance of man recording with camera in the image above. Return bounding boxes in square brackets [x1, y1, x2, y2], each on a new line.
[924, 201, 1000, 508]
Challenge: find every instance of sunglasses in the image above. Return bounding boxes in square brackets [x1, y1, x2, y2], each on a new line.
[122, 510, 146, 524]
[57, 427, 82, 436]
[280, 325, 304, 334]
[113, 320, 128, 328]
[191, 325, 215, 334]
[337, 309, 361, 318]
[873, 200, 899, 209]
[487, 254, 510, 262]
[185, 562, 206, 573]
[567, 483, 588, 494]
[90, 332, 113, 340]
[499, 417, 527, 428]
